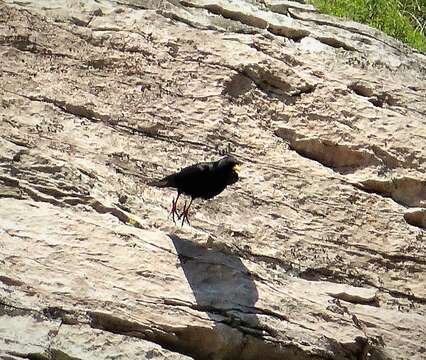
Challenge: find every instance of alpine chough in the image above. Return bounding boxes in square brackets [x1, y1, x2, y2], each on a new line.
[149, 155, 241, 225]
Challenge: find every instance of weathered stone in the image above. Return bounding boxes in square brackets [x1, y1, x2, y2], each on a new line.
[0, 0, 425, 359]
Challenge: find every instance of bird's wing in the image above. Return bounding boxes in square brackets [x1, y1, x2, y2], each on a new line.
[175, 162, 213, 181]
[148, 160, 217, 190]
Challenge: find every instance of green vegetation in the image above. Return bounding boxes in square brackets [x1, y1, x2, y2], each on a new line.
[308, 0, 426, 52]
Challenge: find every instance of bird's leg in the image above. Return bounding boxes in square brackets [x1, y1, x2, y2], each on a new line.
[180, 198, 193, 226]
[177, 199, 187, 220]
[177, 200, 186, 220]
[168, 193, 180, 223]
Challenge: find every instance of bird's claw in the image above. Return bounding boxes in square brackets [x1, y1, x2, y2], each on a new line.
[168, 196, 192, 226]
[177, 200, 191, 226]
[180, 208, 190, 227]
[168, 197, 179, 223]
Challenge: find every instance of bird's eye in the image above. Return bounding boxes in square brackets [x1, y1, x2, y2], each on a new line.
[232, 164, 241, 173]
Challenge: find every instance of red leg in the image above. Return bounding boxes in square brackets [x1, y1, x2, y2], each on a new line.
[168, 192, 180, 223]
[180, 198, 193, 226]
[177, 199, 187, 220]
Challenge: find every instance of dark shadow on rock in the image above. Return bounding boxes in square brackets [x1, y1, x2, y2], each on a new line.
[169, 234, 260, 333]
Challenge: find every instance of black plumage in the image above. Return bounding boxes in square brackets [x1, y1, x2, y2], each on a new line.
[149, 156, 241, 225]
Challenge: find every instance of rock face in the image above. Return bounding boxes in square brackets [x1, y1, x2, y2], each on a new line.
[0, 0, 425, 359]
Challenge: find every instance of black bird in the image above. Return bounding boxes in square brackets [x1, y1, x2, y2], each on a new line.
[149, 156, 241, 225]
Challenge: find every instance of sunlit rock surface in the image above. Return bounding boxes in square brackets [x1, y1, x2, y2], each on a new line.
[1, 0, 425, 359]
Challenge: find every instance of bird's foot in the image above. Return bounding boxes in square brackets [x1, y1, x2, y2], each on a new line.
[180, 210, 191, 226]
[179, 200, 191, 226]
[168, 197, 179, 223]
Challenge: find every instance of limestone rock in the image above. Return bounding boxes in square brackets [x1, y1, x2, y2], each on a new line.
[0, 0, 425, 359]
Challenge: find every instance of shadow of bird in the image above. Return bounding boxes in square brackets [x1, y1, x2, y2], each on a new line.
[149, 156, 241, 225]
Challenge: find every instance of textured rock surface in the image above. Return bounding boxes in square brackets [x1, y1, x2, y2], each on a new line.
[0, 0, 425, 359]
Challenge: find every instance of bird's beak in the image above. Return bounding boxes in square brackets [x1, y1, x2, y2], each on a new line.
[233, 164, 241, 173]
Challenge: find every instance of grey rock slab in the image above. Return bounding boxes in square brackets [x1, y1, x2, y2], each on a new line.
[0, 1, 425, 359]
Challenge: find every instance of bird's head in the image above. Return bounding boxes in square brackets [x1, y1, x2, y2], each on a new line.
[219, 155, 241, 185]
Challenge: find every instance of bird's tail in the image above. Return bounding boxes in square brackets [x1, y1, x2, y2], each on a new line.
[147, 174, 177, 188]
